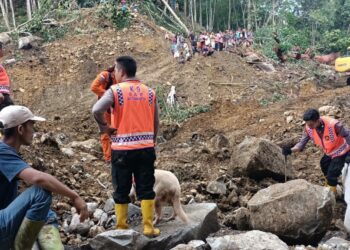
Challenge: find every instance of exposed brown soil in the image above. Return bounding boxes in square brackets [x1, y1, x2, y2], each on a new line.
[3, 8, 350, 246]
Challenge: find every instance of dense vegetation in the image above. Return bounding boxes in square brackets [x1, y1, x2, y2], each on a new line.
[1, 0, 350, 56]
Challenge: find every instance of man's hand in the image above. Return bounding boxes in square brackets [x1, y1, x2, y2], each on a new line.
[0, 93, 4, 104]
[104, 127, 116, 136]
[72, 196, 89, 222]
[282, 146, 292, 156]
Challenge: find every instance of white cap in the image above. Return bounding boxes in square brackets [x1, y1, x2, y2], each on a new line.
[0, 105, 45, 129]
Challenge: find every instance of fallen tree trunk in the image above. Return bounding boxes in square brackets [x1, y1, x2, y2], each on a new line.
[160, 0, 189, 34]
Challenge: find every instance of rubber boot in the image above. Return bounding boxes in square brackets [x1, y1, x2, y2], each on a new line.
[38, 224, 64, 250]
[115, 204, 129, 229]
[14, 217, 45, 250]
[141, 200, 160, 237]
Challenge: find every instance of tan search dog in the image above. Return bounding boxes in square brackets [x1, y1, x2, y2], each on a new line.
[130, 169, 189, 225]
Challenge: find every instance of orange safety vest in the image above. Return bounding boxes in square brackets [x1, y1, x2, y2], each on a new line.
[110, 80, 156, 151]
[91, 70, 116, 99]
[305, 116, 350, 158]
[0, 64, 10, 94]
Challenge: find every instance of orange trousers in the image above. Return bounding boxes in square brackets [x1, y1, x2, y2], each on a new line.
[100, 112, 112, 162]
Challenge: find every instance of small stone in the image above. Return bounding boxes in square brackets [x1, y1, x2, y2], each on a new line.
[207, 181, 227, 195]
[87, 202, 98, 215]
[190, 189, 197, 196]
[56, 202, 70, 211]
[61, 147, 74, 157]
[93, 209, 104, 221]
[89, 225, 105, 238]
[103, 198, 115, 213]
[286, 116, 294, 123]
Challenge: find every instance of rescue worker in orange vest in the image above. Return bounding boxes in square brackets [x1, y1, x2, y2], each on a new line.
[90, 66, 117, 163]
[283, 108, 350, 193]
[92, 56, 160, 237]
[0, 42, 14, 111]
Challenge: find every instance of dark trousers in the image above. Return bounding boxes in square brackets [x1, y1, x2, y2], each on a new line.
[0, 93, 14, 111]
[111, 148, 156, 204]
[320, 153, 348, 186]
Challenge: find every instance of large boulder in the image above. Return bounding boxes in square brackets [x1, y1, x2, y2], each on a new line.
[89, 203, 219, 250]
[247, 179, 335, 245]
[230, 137, 294, 180]
[207, 230, 288, 250]
[318, 237, 350, 250]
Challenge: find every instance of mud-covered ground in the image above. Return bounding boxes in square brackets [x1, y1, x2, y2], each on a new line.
[3, 8, 350, 246]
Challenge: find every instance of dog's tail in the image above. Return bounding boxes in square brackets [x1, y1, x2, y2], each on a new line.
[173, 197, 189, 224]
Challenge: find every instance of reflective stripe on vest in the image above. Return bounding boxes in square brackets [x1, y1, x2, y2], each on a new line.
[0, 65, 10, 94]
[110, 81, 155, 151]
[305, 116, 350, 158]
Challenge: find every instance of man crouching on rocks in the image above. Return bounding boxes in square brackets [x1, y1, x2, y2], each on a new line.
[0, 105, 89, 250]
[283, 108, 350, 193]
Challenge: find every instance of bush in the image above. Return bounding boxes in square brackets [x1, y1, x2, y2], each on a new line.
[97, 0, 132, 30]
[254, 25, 311, 60]
[318, 29, 350, 53]
[156, 86, 210, 123]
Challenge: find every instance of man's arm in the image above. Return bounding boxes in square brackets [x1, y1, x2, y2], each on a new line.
[90, 73, 106, 97]
[92, 88, 115, 133]
[154, 100, 160, 143]
[18, 168, 88, 222]
[291, 131, 310, 153]
[335, 122, 350, 145]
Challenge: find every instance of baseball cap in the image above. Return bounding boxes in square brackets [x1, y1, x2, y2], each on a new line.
[0, 105, 45, 129]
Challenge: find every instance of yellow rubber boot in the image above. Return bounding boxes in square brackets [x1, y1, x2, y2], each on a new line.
[141, 200, 160, 237]
[14, 218, 45, 250]
[115, 204, 129, 229]
[37, 224, 64, 250]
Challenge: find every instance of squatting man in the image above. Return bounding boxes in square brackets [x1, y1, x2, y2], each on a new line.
[283, 108, 350, 193]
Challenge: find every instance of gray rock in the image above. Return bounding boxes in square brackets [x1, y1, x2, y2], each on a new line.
[93, 209, 105, 221]
[90, 203, 219, 250]
[248, 179, 335, 245]
[89, 225, 105, 238]
[69, 214, 91, 236]
[319, 106, 342, 117]
[87, 202, 98, 215]
[170, 240, 206, 250]
[69, 139, 99, 150]
[230, 136, 294, 180]
[256, 62, 275, 72]
[233, 207, 250, 230]
[98, 212, 108, 227]
[0, 32, 11, 44]
[245, 54, 261, 63]
[206, 181, 227, 195]
[61, 147, 74, 157]
[319, 237, 350, 250]
[207, 230, 288, 250]
[103, 198, 115, 213]
[294, 246, 316, 250]
[18, 35, 42, 49]
[128, 203, 142, 225]
[3, 58, 16, 65]
[90, 230, 148, 250]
